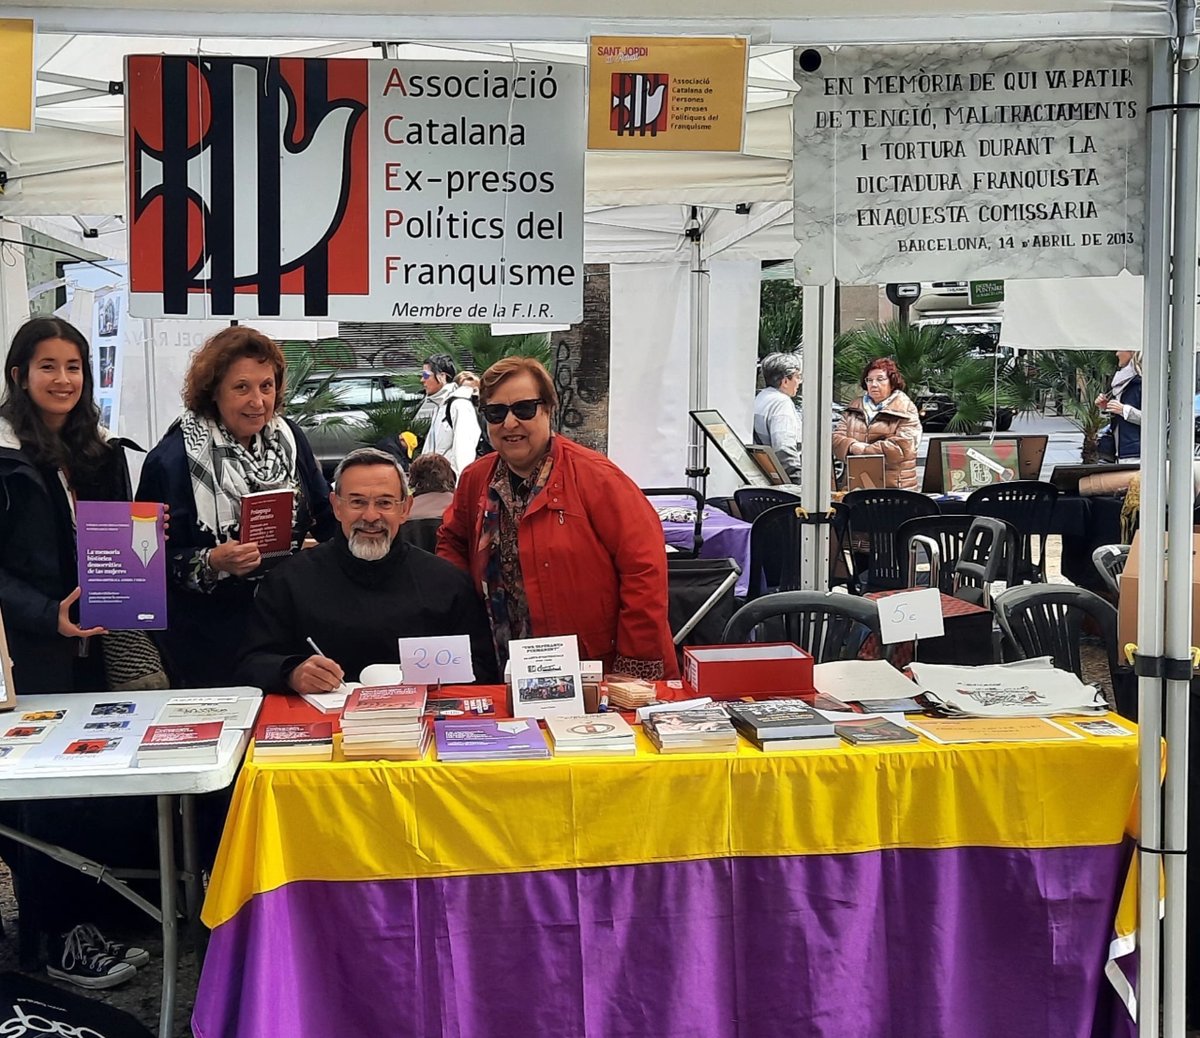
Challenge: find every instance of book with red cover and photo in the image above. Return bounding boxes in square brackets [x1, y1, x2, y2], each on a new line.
[254, 721, 334, 763]
[136, 720, 224, 765]
[342, 684, 428, 721]
[239, 489, 295, 556]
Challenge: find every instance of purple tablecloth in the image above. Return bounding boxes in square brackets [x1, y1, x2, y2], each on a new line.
[654, 496, 751, 597]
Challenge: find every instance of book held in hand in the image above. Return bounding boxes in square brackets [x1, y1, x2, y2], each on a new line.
[254, 722, 335, 763]
[239, 489, 295, 555]
[136, 721, 224, 766]
[76, 501, 167, 630]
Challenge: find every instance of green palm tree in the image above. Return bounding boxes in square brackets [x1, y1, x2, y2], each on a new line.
[420, 324, 554, 374]
[278, 341, 353, 428]
[1002, 350, 1118, 462]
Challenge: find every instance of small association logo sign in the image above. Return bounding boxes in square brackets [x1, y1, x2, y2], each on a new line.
[610, 72, 669, 136]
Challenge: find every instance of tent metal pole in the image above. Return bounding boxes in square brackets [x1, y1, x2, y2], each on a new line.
[686, 206, 711, 493]
[1163, 14, 1200, 1036]
[799, 280, 834, 590]
[1137, 35, 1175, 1038]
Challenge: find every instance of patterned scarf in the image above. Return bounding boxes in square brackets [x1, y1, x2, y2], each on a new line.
[179, 411, 298, 540]
[477, 447, 556, 666]
[861, 390, 897, 423]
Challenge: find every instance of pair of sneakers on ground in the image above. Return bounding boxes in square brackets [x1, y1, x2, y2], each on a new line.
[47, 923, 150, 990]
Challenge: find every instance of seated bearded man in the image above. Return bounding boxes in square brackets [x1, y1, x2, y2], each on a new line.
[235, 447, 498, 692]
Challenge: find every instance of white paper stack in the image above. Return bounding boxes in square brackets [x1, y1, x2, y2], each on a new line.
[908, 658, 1106, 718]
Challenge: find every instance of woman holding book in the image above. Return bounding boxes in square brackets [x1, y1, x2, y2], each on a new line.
[137, 326, 335, 687]
[0, 315, 156, 989]
[0, 316, 142, 694]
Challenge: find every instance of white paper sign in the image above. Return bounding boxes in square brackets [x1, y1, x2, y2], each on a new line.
[508, 635, 585, 719]
[792, 40, 1149, 283]
[879, 588, 945, 644]
[398, 635, 475, 686]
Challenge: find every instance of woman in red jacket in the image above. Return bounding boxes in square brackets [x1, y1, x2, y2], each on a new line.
[438, 357, 677, 679]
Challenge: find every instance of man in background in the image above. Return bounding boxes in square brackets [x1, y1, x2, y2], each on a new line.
[753, 352, 803, 483]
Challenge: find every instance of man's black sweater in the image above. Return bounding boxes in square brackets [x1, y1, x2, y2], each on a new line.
[235, 532, 498, 692]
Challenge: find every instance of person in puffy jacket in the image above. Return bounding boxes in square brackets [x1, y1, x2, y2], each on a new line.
[1095, 350, 1142, 462]
[832, 357, 922, 490]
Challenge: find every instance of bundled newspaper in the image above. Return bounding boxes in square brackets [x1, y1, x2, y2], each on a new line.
[908, 657, 1107, 718]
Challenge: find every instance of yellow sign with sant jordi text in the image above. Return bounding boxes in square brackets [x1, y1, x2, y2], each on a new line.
[587, 36, 747, 153]
[0, 19, 34, 133]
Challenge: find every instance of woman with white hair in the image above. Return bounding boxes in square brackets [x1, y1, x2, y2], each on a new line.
[1096, 350, 1142, 462]
[753, 351, 803, 482]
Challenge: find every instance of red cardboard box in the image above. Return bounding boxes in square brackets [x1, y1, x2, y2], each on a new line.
[682, 643, 815, 700]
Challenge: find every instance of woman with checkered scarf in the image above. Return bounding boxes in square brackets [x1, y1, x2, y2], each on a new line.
[137, 327, 336, 688]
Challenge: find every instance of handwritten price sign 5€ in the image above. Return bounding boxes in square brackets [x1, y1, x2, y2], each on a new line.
[398, 635, 476, 685]
[879, 588, 945, 645]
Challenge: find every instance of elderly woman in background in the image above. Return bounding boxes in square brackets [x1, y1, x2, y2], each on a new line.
[407, 453, 457, 520]
[137, 326, 335, 686]
[832, 357, 922, 490]
[438, 357, 677, 678]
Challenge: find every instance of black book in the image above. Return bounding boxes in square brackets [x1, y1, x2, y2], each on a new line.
[726, 700, 835, 740]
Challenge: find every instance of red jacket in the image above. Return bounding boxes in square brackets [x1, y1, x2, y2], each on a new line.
[437, 436, 678, 678]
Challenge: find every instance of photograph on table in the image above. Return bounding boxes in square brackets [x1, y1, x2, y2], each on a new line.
[940, 437, 1020, 493]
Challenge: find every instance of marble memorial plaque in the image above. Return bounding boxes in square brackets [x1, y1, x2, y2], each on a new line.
[792, 41, 1149, 285]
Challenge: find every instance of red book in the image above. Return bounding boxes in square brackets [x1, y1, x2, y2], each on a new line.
[239, 489, 295, 555]
[138, 721, 224, 752]
[343, 684, 427, 719]
[254, 721, 334, 762]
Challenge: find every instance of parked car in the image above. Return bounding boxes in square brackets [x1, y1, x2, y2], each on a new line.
[292, 369, 423, 478]
[915, 392, 1014, 433]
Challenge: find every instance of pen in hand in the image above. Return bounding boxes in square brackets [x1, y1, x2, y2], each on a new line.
[305, 637, 347, 694]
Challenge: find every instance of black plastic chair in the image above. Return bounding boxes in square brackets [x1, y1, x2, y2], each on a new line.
[398, 516, 442, 553]
[952, 516, 1018, 607]
[1092, 544, 1131, 597]
[993, 583, 1131, 717]
[721, 591, 882, 662]
[841, 489, 941, 593]
[644, 487, 705, 558]
[746, 502, 804, 601]
[897, 514, 974, 595]
[965, 480, 1059, 584]
[734, 487, 801, 523]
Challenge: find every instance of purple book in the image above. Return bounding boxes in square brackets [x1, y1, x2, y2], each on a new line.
[76, 501, 168, 630]
[434, 718, 550, 762]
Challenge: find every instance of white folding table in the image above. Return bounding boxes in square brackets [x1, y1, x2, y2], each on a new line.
[0, 688, 260, 1038]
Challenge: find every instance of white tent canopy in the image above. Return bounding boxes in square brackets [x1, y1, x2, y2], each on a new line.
[14, 1, 1177, 45]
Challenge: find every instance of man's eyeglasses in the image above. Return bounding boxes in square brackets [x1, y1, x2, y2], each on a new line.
[480, 398, 544, 424]
[340, 496, 404, 513]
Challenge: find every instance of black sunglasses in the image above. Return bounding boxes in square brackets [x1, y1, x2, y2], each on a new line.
[481, 398, 544, 424]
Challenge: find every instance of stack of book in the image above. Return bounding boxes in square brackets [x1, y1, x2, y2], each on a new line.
[254, 721, 335, 763]
[136, 721, 224, 766]
[606, 678, 657, 710]
[545, 714, 636, 756]
[835, 717, 919, 745]
[340, 684, 430, 761]
[642, 706, 737, 754]
[726, 700, 840, 751]
[434, 718, 551, 762]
